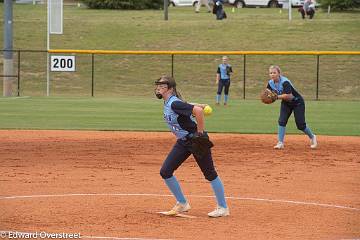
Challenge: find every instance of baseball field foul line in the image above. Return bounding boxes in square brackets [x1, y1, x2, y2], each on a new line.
[0, 193, 358, 211]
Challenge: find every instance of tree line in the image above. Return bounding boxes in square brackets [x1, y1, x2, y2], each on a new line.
[81, 0, 163, 10]
[0, 0, 358, 11]
[318, 0, 360, 10]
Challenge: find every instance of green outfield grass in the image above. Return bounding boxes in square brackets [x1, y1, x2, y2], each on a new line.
[0, 97, 359, 136]
[0, 4, 359, 99]
[2, 4, 360, 51]
[0, 5, 359, 134]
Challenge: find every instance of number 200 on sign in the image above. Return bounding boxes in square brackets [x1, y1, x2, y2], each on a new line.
[51, 56, 76, 72]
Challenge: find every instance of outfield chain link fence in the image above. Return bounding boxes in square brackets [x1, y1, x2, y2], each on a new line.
[1, 49, 360, 100]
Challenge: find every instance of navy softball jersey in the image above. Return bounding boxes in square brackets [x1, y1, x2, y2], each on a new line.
[267, 76, 307, 130]
[217, 63, 232, 80]
[267, 75, 303, 104]
[163, 95, 197, 139]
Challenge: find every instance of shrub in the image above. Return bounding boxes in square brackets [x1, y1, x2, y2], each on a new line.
[81, 0, 163, 10]
[317, 0, 360, 10]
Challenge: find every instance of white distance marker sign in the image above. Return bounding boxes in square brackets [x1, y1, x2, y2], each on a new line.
[51, 55, 76, 72]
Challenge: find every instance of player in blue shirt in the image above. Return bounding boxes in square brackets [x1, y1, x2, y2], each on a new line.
[267, 65, 317, 149]
[155, 75, 229, 217]
[216, 56, 232, 106]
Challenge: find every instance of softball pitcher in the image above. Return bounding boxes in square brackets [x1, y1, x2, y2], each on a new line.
[155, 75, 229, 218]
[267, 65, 317, 149]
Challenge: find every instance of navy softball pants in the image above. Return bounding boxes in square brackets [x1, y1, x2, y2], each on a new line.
[160, 139, 218, 181]
[217, 79, 230, 95]
[278, 100, 307, 131]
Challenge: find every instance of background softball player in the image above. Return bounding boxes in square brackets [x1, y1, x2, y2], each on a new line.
[216, 56, 232, 106]
[267, 65, 317, 149]
[155, 75, 229, 218]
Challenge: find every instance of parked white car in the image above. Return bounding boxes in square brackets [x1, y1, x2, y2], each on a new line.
[228, 0, 281, 8]
[169, 0, 199, 6]
[287, 0, 319, 7]
[289, 0, 304, 6]
[228, 0, 314, 8]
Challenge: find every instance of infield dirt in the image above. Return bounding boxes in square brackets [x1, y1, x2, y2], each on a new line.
[1, 130, 359, 240]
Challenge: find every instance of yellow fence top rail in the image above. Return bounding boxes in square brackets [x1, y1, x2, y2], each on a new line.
[48, 49, 360, 55]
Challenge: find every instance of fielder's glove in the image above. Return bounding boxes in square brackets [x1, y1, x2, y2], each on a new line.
[226, 66, 232, 76]
[190, 132, 214, 159]
[260, 88, 278, 104]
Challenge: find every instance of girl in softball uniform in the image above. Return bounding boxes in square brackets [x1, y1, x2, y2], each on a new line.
[154, 75, 229, 218]
[267, 65, 317, 149]
[216, 56, 232, 106]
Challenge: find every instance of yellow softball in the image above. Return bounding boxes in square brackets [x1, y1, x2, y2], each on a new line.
[203, 105, 213, 116]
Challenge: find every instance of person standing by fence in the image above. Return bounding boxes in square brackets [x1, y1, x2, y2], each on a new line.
[216, 56, 232, 106]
